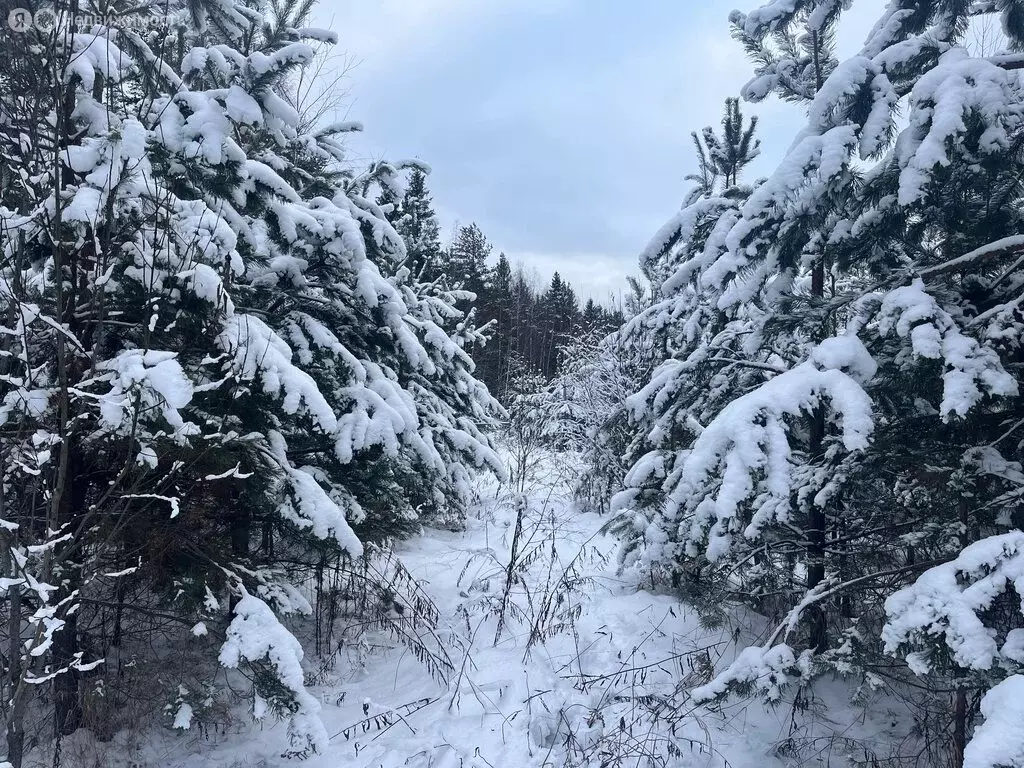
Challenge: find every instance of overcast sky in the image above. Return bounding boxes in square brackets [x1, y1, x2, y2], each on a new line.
[313, 1, 884, 303]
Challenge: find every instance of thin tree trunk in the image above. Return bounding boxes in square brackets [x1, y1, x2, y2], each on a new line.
[950, 494, 973, 768]
[952, 688, 968, 768]
[805, 258, 828, 652]
[50, 21, 87, 732]
[53, 444, 86, 737]
[4, 526, 26, 768]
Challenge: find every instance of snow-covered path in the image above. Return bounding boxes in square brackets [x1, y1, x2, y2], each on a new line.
[115, 457, 905, 768]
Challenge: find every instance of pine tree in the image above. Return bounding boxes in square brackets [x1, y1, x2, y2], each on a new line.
[581, 298, 603, 331]
[609, 4, 1024, 763]
[687, 97, 761, 194]
[446, 222, 491, 302]
[510, 264, 543, 380]
[0, 1, 502, 761]
[537, 272, 579, 378]
[394, 167, 444, 280]
[478, 252, 515, 400]
[436, 222, 493, 385]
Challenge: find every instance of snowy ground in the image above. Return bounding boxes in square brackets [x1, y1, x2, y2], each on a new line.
[63, 452, 913, 768]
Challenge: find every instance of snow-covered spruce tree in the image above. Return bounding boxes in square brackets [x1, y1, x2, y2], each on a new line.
[610, 2, 1024, 759]
[383, 242, 506, 528]
[385, 166, 445, 282]
[0, 6, 244, 755]
[444, 222, 491, 313]
[607, 95, 768, 604]
[535, 271, 580, 379]
[371, 166, 506, 524]
[0, 0, 501, 761]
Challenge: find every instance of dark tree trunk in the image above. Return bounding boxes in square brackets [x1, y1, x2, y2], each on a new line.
[52, 610, 82, 737]
[952, 688, 968, 768]
[805, 259, 828, 653]
[53, 447, 87, 738]
[6, 572, 25, 768]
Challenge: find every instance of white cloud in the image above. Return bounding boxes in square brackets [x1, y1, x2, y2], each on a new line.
[503, 250, 638, 305]
[315, 0, 572, 80]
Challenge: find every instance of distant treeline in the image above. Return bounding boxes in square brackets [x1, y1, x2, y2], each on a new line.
[382, 169, 624, 402]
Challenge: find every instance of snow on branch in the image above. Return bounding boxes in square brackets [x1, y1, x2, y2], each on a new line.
[219, 589, 328, 754]
[248, 43, 315, 77]
[666, 336, 876, 562]
[217, 314, 339, 434]
[638, 195, 734, 282]
[987, 52, 1024, 70]
[266, 431, 363, 557]
[883, 531, 1024, 675]
[293, 27, 339, 44]
[691, 643, 810, 704]
[718, 125, 858, 308]
[877, 279, 1017, 418]
[918, 235, 1024, 277]
[897, 50, 1024, 206]
[95, 349, 196, 440]
[796, 55, 897, 158]
[729, 1, 800, 41]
